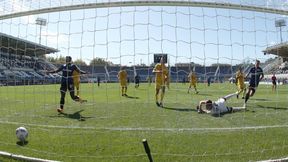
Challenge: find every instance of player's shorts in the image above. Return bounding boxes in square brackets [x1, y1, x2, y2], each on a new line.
[60, 79, 74, 92]
[190, 82, 196, 87]
[248, 82, 259, 89]
[155, 81, 165, 90]
[272, 81, 276, 85]
[120, 80, 127, 87]
[73, 80, 80, 87]
[211, 98, 227, 114]
[237, 84, 245, 90]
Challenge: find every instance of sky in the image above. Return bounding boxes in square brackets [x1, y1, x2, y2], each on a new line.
[0, 0, 288, 66]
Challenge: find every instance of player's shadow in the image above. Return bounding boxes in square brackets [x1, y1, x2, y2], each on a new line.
[250, 98, 269, 101]
[211, 109, 254, 117]
[124, 95, 139, 99]
[59, 110, 93, 121]
[211, 111, 243, 117]
[16, 140, 28, 146]
[197, 93, 212, 96]
[162, 106, 196, 112]
[257, 105, 288, 110]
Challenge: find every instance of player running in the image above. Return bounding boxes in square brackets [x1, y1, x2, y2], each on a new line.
[187, 70, 199, 94]
[153, 57, 169, 107]
[244, 60, 264, 107]
[196, 93, 245, 116]
[271, 73, 277, 92]
[118, 67, 128, 96]
[235, 67, 246, 99]
[47, 56, 87, 113]
[97, 76, 101, 87]
[134, 74, 140, 88]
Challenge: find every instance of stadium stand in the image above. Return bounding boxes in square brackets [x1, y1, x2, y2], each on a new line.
[0, 33, 59, 85]
[263, 42, 288, 61]
[261, 42, 288, 84]
[0, 32, 256, 85]
[262, 57, 283, 74]
[263, 42, 288, 74]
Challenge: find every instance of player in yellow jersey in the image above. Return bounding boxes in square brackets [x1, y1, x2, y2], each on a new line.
[153, 57, 169, 107]
[187, 70, 199, 94]
[118, 67, 128, 96]
[72, 70, 81, 96]
[235, 67, 246, 99]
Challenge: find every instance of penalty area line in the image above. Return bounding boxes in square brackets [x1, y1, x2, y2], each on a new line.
[1, 120, 288, 132]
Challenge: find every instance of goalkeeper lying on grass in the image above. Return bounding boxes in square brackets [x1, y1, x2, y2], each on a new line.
[196, 93, 245, 116]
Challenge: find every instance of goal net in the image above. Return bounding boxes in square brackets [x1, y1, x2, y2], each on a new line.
[0, 1, 288, 161]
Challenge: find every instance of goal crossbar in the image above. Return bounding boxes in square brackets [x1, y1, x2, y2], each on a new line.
[1, 0, 288, 20]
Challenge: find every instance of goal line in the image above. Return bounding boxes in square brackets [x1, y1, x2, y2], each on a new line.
[1, 120, 288, 132]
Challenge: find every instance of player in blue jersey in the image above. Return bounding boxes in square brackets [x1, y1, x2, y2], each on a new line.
[244, 60, 264, 108]
[47, 56, 87, 113]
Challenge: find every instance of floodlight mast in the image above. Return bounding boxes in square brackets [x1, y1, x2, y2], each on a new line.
[35, 18, 47, 44]
[275, 19, 286, 43]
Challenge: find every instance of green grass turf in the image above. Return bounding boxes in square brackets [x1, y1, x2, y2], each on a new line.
[0, 82, 287, 161]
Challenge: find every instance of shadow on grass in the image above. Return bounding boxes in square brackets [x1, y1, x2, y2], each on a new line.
[197, 93, 212, 96]
[250, 98, 269, 101]
[61, 110, 94, 121]
[211, 109, 254, 117]
[49, 110, 93, 121]
[16, 140, 28, 146]
[256, 104, 288, 110]
[162, 106, 196, 112]
[124, 95, 139, 99]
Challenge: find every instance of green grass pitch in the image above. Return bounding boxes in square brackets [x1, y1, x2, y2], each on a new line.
[0, 82, 287, 161]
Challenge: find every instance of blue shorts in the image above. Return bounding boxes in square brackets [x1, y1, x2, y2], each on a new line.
[249, 81, 259, 89]
[60, 79, 74, 92]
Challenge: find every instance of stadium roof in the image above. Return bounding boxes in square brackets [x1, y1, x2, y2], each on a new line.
[263, 42, 288, 58]
[0, 33, 59, 56]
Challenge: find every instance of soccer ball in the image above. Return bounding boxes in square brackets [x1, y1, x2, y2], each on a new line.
[16, 127, 28, 141]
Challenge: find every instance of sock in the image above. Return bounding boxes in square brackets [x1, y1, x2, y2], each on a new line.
[245, 93, 249, 103]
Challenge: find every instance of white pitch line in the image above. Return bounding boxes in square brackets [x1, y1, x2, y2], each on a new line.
[0, 151, 59, 162]
[1, 120, 288, 132]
